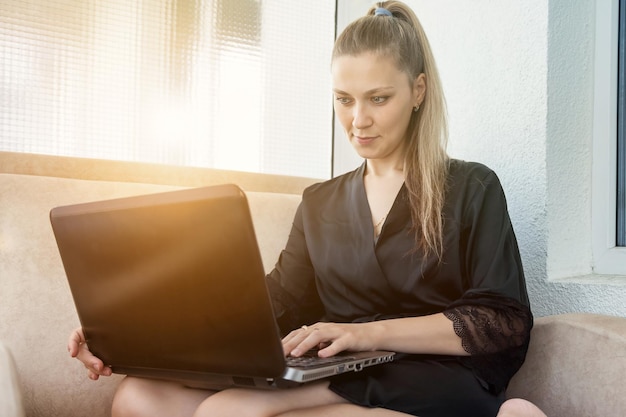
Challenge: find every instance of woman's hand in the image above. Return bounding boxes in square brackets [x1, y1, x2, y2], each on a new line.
[67, 327, 112, 380]
[282, 322, 379, 358]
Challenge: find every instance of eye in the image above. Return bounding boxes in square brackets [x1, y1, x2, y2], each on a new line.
[371, 96, 388, 104]
[335, 96, 353, 105]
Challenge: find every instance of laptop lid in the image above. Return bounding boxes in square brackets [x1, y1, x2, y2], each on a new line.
[51, 184, 287, 382]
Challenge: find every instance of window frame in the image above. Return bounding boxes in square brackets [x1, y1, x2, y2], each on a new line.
[618, 0, 625, 246]
[592, 0, 626, 275]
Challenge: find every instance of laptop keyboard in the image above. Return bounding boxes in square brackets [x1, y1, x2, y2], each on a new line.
[286, 352, 356, 369]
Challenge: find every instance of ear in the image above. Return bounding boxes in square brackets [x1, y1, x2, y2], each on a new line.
[412, 73, 426, 106]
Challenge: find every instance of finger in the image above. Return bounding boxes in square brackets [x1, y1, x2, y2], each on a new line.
[73, 339, 112, 377]
[282, 334, 303, 356]
[281, 329, 300, 346]
[282, 327, 313, 354]
[77, 348, 109, 376]
[68, 327, 86, 357]
[91, 360, 113, 376]
[281, 324, 314, 354]
[82, 357, 112, 377]
[317, 339, 347, 358]
[304, 324, 353, 358]
[289, 327, 327, 357]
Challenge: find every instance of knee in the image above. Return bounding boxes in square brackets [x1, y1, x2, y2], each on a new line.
[111, 377, 158, 417]
[497, 398, 547, 417]
[193, 389, 270, 417]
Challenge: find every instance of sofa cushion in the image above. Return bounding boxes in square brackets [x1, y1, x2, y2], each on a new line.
[506, 313, 626, 417]
[0, 341, 25, 417]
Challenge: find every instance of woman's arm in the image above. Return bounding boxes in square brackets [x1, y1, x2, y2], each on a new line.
[266, 202, 325, 335]
[283, 292, 532, 363]
[283, 313, 466, 357]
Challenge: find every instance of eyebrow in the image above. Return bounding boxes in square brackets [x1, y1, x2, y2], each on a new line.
[332, 86, 395, 95]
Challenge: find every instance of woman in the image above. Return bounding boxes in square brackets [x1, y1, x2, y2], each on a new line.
[69, 2, 547, 416]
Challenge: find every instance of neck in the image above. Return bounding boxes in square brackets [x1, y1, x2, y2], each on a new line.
[365, 158, 404, 179]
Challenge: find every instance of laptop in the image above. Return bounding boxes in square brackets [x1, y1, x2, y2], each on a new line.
[50, 184, 394, 390]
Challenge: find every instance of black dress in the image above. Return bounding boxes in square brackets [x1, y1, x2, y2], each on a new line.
[266, 159, 533, 417]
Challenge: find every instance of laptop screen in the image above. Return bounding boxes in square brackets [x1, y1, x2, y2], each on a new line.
[51, 184, 286, 379]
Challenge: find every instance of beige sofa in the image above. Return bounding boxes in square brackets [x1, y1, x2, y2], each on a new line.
[1, 152, 625, 417]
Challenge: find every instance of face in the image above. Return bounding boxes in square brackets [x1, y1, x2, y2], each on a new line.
[332, 52, 425, 165]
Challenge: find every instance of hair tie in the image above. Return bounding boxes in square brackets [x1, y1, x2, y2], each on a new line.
[374, 7, 393, 17]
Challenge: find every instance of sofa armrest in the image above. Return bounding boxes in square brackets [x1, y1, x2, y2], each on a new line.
[0, 342, 25, 417]
[506, 313, 626, 417]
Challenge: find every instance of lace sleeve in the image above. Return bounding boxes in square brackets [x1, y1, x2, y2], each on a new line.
[443, 294, 533, 393]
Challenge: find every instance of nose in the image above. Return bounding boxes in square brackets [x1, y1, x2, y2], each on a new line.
[352, 102, 372, 129]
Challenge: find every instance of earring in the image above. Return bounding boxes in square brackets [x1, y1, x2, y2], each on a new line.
[413, 105, 420, 112]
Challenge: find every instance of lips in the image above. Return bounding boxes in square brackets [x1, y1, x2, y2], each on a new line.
[353, 135, 378, 145]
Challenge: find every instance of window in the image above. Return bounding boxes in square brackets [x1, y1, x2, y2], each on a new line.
[0, 0, 335, 179]
[592, 0, 626, 275]
[618, 0, 626, 246]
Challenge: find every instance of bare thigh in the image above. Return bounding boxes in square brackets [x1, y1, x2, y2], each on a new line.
[193, 381, 349, 417]
[496, 398, 548, 417]
[112, 377, 215, 417]
[114, 377, 412, 417]
[275, 403, 414, 417]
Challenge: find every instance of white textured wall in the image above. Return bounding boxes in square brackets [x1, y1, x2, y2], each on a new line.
[335, 0, 626, 317]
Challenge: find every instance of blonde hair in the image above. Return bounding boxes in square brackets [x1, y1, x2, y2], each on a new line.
[332, 1, 449, 259]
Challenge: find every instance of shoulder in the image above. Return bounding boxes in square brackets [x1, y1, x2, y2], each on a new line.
[302, 163, 364, 203]
[447, 159, 503, 192]
[446, 159, 509, 211]
[448, 158, 498, 181]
